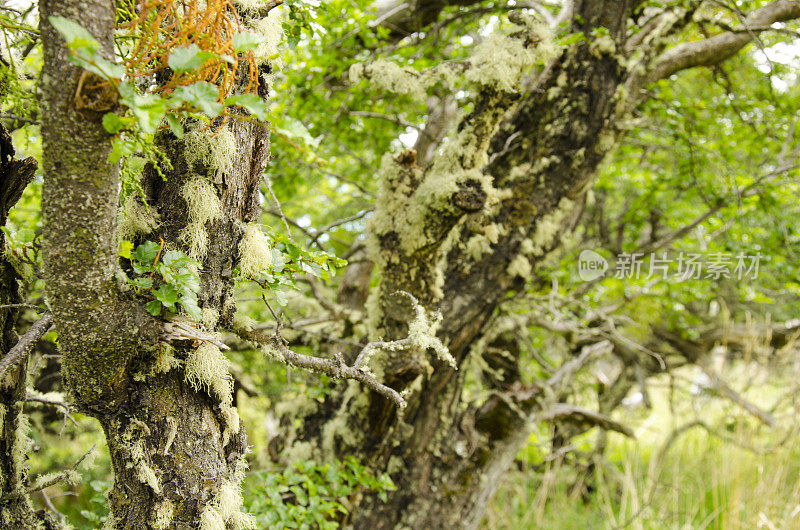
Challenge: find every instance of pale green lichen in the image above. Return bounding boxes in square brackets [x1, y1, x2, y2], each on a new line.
[408, 303, 456, 369]
[247, 7, 285, 67]
[181, 177, 222, 260]
[122, 423, 161, 494]
[465, 17, 556, 91]
[12, 413, 32, 483]
[507, 254, 532, 279]
[590, 34, 616, 57]
[184, 343, 233, 407]
[221, 406, 241, 447]
[152, 498, 174, 530]
[231, 313, 255, 332]
[118, 196, 160, 241]
[202, 306, 220, 329]
[201, 478, 257, 530]
[527, 197, 574, 256]
[184, 125, 237, 176]
[238, 223, 272, 278]
[156, 343, 182, 373]
[349, 59, 428, 100]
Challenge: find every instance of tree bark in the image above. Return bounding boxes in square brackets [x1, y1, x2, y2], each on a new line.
[282, 2, 643, 527]
[37, 0, 270, 526]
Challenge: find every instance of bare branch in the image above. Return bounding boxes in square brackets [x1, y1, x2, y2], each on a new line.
[649, 0, 800, 83]
[538, 403, 635, 438]
[0, 312, 53, 382]
[232, 324, 409, 408]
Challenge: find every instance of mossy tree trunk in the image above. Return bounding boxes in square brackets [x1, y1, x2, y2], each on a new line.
[37, 0, 270, 527]
[279, 1, 800, 527]
[0, 125, 53, 528]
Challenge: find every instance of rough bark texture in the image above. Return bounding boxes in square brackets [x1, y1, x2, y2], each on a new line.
[284, 2, 640, 528]
[37, 0, 271, 525]
[0, 125, 54, 529]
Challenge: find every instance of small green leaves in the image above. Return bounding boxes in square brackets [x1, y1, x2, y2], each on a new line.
[232, 31, 268, 52]
[48, 16, 100, 55]
[168, 44, 215, 72]
[119, 241, 203, 321]
[172, 82, 223, 118]
[224, 94, 269, 121]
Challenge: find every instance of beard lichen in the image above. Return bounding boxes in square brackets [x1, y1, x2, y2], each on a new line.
[118, 195, 160, 242]
[184, 125, 237, 178]
[238, 223, 272, 278]
[199, 462, 257, 530]
[526, 197, 574, 257]
[152, 498, 175, 530]
[184, 343, 233, 407]
[407, 302, 456, 369]
[181, 177, 223, 260]
[465, 16, 556, 91]
[247, 6, 285, 69]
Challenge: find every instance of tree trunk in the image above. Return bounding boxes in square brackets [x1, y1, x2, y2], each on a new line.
[282, 2, 639, 527]
[0, 125, 53, 528]
[37, 0, 270, 525]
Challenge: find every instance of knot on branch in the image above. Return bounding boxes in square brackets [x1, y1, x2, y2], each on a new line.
[452, 179, 487, 212]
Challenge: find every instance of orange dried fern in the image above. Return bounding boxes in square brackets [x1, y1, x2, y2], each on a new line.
[117, 0, 258, 99]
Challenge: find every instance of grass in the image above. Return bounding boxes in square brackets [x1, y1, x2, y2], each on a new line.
[483, 366, 800, 529]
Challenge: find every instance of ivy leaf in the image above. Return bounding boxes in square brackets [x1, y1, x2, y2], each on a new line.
[145, 300, 162, 316]
[224, 94, 269, 121]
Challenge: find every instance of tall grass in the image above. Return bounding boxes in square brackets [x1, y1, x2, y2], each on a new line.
[484, 366, 800, 529]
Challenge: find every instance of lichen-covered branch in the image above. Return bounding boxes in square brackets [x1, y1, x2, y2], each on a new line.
[648, 0, 800, 83]
[233, 322, 411, 408]
[0, 312, 53, 382]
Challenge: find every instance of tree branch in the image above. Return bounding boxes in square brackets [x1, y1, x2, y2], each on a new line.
[0, 312, 53, 383]
[232, 324, 409, 408]
[649, 0, 800, 83]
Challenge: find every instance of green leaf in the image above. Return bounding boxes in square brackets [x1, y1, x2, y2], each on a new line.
[132, 276, 153, 290]
[179, 295, 202, 321]
[102, 112, 125, 134]
[118, 240, 134, 259]
[154, 284, 179, 307]
[167, 44, 216, 72]
[232, 31, 267, 52]
[132, 240, 161, 265]
[48, 16, 100, 54]
[161, 250, 183, 267]
[145, 300, 162, 316]
[172, 82, 223, 118]
[224, 93, 269, 121]
[166, 115, 184, 138]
